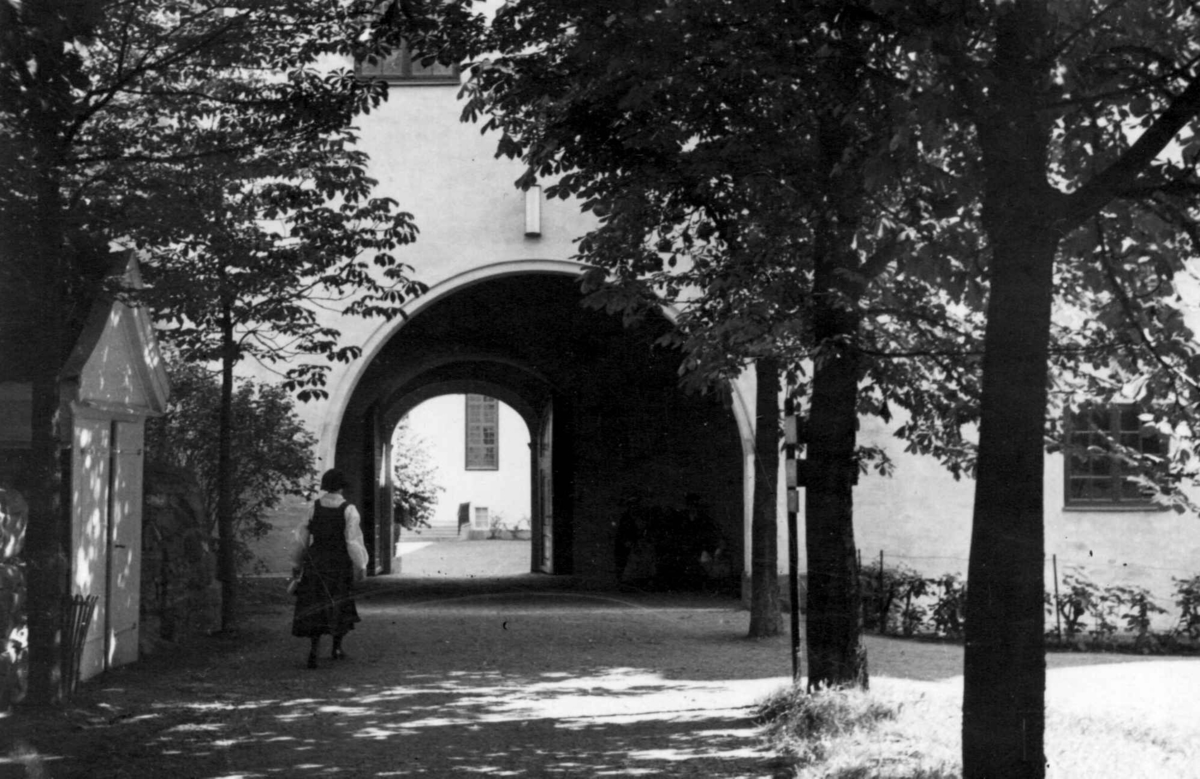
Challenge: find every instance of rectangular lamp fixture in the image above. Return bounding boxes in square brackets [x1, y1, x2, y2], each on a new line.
[525, 185, 542, 237]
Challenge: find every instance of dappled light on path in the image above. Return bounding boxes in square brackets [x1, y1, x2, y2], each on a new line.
[2, 579, 793, 778]
[67, 669, 784, 778]
[4, 576, 1198, 778]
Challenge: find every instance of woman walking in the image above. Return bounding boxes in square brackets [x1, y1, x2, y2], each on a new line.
[292, 468, 369, 668]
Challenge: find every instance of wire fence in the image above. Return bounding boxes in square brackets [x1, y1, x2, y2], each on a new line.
[840, 548, 1200, 641]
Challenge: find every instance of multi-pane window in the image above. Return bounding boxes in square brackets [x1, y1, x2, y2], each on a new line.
[1065, 404, 1165, 506]
[465, 394, 498, 470]
[357, 39, 459, 83]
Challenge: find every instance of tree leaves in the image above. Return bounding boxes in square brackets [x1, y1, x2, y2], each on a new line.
[2, 0, 444, 397]
[145, 360, 318, 564]
[457, 0, 990, 472]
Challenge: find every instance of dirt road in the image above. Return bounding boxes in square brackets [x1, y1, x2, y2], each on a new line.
[3, 559, 1195, 779]
[2, 575, 799, 779]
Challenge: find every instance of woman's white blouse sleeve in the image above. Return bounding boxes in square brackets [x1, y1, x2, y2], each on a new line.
[344, 503, 369, 573]
[289, 522, 311, 569]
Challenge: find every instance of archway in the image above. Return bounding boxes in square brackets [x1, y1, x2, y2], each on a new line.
[331, 265, 750, 589]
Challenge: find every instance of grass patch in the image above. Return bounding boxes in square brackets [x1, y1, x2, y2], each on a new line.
[757, 684, 897, 763]
[757, 675, 1199, 779]
[757, 682, 960, 778]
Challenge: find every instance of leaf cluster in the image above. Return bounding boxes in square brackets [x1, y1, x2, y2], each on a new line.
[391, 417, 444, 530]
[2, 0, 440, 393]
[459, 0, 989, 474]
[144, 359, 318, 564]
[458, 0, 1200, 492]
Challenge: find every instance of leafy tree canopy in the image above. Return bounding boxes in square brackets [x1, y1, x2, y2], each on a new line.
[1, 0, 454, 699]
[145, 360, 318, 570]
[391, 417, 444, 530]
[865, 0, 1200, 508]
[457, 0, 989, 477]
[1, 0, 459, 396]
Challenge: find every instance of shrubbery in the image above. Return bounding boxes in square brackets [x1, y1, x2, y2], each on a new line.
[391, 418, 444, 531]
[859, 559, 1199, 654]
[145, 362, 317, 572]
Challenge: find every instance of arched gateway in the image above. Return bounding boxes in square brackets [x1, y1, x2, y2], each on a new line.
[320, 259, 755, 587]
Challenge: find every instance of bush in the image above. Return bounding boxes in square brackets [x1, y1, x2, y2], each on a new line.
[1173, 575, 1200, 639]
[856, 557, 1198, 655]
[1052, 568, 1103, 639]
[1108, 584, 1167, 651]
[145, 362, 317, 572]
[859, 560, 929, 636]
[391, 418, 443, 531]
[928, 574, 967, 638]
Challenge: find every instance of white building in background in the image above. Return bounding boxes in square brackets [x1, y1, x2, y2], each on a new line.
[239, 41, 1200, 627]
[399, 394, 531, 538]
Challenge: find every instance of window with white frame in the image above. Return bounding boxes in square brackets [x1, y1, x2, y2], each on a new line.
[465, 394, 498, 470]
[1064, 403, 1166, 507]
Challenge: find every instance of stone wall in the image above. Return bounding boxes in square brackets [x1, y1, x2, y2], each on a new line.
[0, 486, 27, 709]
[141, 463, 220, 653]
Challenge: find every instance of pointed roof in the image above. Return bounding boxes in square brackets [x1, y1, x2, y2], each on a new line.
[60, 250, 170, 417]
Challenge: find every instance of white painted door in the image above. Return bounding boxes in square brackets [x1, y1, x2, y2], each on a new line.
[106, 421, 143, 669]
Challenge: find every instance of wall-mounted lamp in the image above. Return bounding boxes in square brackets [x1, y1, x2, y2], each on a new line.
[525, 185, 542, 237]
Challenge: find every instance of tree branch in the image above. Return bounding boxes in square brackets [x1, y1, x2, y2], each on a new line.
[1063, 71, 1200, 230]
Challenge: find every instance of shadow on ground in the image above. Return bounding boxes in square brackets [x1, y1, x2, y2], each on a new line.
[4, 574, 1194, 779]
[2, 576, 793, 779]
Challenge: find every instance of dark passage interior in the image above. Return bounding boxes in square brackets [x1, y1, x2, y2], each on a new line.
[335, 272, 745, 589]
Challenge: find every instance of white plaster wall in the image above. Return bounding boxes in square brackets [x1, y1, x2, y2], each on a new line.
[237, 74, 1200, 613]
[401, 395, 531, 531]
[773, 410, 1200, 628]
[850, 414, 976, 577]
[769, 411, 976, 580]
[239, 79, 598, 451]
[1042, 453, 1200, 619]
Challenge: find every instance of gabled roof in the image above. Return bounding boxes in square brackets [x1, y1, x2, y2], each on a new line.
[60, 250, 170, 417]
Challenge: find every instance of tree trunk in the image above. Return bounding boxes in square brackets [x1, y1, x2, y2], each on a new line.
[963, 5, 1054, 775]
[22, 111, 73, 706]
[804, 267, 867, 690]
[748, 356, 781, 637]
[963, 226, 1056, 779]
[216, 296, 237, 631]
[23, 366, 69, 705]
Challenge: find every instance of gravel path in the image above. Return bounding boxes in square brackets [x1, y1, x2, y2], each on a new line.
[2, 558, 1197, 779]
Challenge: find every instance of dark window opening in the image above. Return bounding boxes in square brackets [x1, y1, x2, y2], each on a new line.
[1065, 403, 1165, 507]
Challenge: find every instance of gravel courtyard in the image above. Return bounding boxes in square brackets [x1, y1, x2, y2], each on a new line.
[2, 541, 1197, 778]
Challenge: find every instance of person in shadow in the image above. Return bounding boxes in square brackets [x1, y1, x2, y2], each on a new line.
[616, 496, 658, 588]
[291, 468, 368, 668]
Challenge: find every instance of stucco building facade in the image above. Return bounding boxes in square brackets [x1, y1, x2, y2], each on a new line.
[255, 62, 1200, 623]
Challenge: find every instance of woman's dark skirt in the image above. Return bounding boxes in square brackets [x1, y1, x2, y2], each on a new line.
[291, 565, 360, 638]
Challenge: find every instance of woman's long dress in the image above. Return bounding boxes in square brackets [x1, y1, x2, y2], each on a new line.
[291, 500, 361, 638]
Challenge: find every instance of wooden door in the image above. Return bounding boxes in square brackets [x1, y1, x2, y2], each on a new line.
[106, 420, 143, 669]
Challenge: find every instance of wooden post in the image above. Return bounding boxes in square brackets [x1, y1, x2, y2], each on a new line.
[784, 394, 801, 683]
[879, 549, 886, 634]
[1052, 554, 1062, 643]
